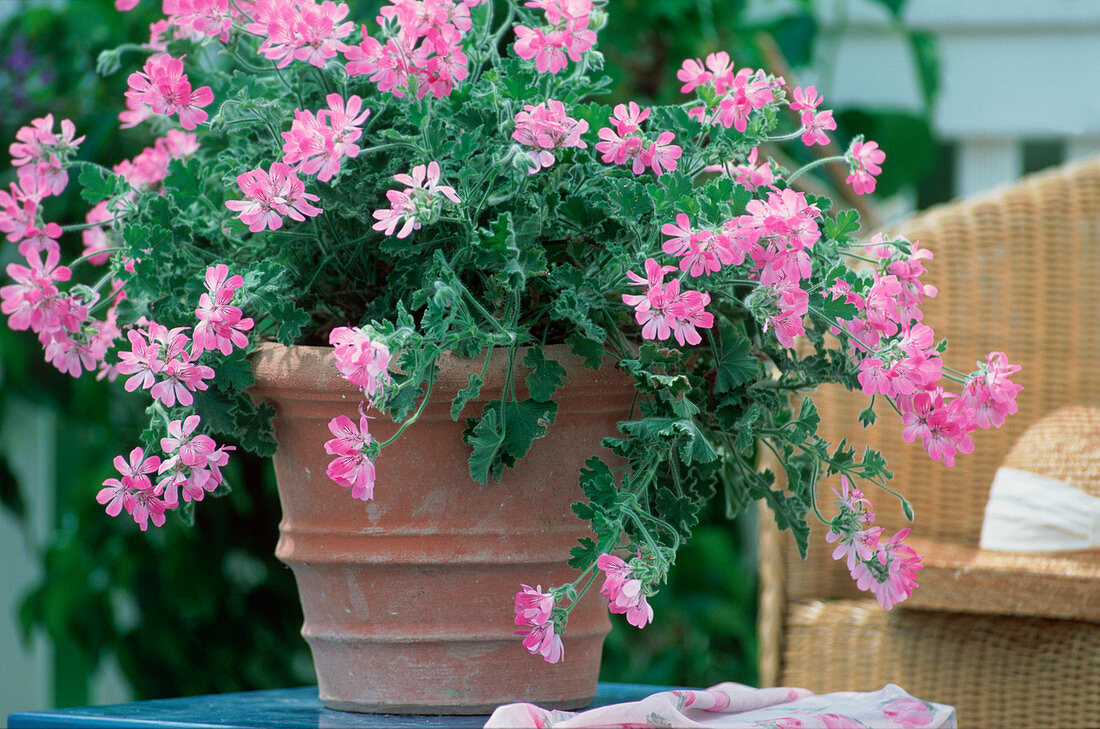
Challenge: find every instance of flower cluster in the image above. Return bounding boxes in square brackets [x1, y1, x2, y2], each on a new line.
[828, 237, 1022, 467]
[513, 584, 564, 663]
[282, 94, 371, 182]
[790, 85, 837, 148]
[345, 0, 483, 99]
[330, 326, 392, 400]
[114, 129, 200, 190]
[678, 51, 778, 133]
[117, 322, 216, 408]
[596, 553, 653, 628]
[847, 137, 886, 195]
[89, 263, 250, 529]
[225, 162, 322, 233]
[194, 264, 255, 357]
[124, 53, 214, 130]
[708, 147, 775, 192]
[9, 113, 84, 196]
[247, 0, 355, 69]
[595, 102, 682, 176]
[512, 100, 589, 174]
[324, 414, 376, 501]
[96, 416, 234, 531]
[621, 258, 713, 346]
[371, 161, 461, 238]
[513, 0, 597, 75]
[825, 476, 923, 610]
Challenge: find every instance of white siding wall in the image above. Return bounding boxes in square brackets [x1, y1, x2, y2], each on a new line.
[810, 0, 1100, 199]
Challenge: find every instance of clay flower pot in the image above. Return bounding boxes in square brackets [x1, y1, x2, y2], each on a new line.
[250, 342, 636, 714]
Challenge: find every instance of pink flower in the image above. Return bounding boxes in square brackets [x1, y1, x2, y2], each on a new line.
[1, 248, 72, 334]
[193, 264, 253, 356]
[324, 414, 376, 501]
[790, 85, 823, 112]
[9, 114, 83, 195]
[330, 326, 391, 399]
[160, 414, 216, 467]
[596, 553, 654, 628]
[125, 53, 214, 130]
[513, 0, 595, 76]
[514, 583, 555, 626]
[512, 99, 589, 174]
[661, 213, 745, 277]
[116, 327, 163, 392]
[97, 447, 166, 530]
[16, 222, 62, 259]
[371, 161, 460, 239]
[513, 584, 564, 663]
[846, 139, 885, 195]
[800, 108, 836, 147]
[850, 528, 923, 609]
[282, 94, 370, 182]
[676, 51, 734, 95]
[639, 131, 682, 176]
[595, 107, 680, 177]
[959, 352, 1022, 429]
[226, 162, 322, 233]
[168, 0, 234, 41]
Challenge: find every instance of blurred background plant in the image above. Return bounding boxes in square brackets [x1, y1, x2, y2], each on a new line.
[0, 0, 941, 710]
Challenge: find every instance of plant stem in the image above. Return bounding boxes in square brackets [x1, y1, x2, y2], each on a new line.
[786, 154, 848, 185]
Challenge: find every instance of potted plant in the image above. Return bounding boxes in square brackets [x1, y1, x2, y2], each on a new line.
[1, 0, 1021, 715]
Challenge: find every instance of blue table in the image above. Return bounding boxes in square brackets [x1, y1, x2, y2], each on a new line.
[8, 683, 668, 728]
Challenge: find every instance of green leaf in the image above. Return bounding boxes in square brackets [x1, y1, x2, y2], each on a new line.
[568, 536, 598, 570]
[450, 373, 484, 421]
[567, 333, 605, 370]
[78, 164, 127, 204]
[465, 406, 505, 484]
[714, 323, 759, 393]
[523, 348, 568, 402]
[733, 404, 760, 454]
[578, 456, 617, 508]
[655, 486, 701, 534]
[821, 294, 859, 322]
[823, 209, 861, 242]
[789, 397, 820, 445]
[165, 158, 204, 207]
[500, 399, 558, 463]
[211, 349, 254, 392]
[859, 446, 892, 481]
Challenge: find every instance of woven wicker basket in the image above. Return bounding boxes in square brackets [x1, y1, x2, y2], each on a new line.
[758, 157, 1100, 729]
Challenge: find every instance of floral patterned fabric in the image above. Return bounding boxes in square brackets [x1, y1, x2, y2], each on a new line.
[484, 682, 956, 728]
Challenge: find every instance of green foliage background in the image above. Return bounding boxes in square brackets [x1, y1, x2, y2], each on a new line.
[0, 0, 936, 704]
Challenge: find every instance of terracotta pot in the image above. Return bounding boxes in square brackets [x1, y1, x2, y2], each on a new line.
[250, 342, 636, 714]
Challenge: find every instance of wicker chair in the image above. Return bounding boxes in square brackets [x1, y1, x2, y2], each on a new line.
[757, 157, 1100, 729]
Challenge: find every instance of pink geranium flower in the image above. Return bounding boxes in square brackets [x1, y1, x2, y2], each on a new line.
[226, 162, 322, 233]
[846, 138, 886, 195]
[513, 584, 564, 663]
[511, 99, 589, 174]
[324, 414, 376, 501]
[595, 554, 653, 628]
[371, 161, 460, 239]
[125, 53, 214, 130]
[193, 264, 254, 356]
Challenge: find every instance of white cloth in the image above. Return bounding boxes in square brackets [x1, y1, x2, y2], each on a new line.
[485, 683, 957, 728]
[980, 467, 1100, 551]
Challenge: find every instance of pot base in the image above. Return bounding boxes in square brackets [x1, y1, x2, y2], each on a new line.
[319, 694, 594, 715]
